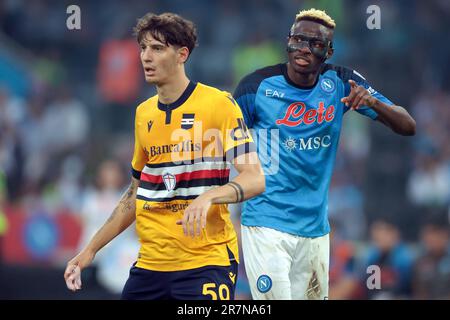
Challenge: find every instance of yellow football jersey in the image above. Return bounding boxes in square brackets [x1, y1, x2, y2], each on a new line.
[131, 81, 254, 272]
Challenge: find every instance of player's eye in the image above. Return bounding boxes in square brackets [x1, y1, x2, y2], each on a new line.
[311, 40, 326, 49]
[152, 45, 164, 52]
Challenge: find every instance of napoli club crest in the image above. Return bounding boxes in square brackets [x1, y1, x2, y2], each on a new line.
[320, 78, 335, 93]
[257, 275, 272, 293]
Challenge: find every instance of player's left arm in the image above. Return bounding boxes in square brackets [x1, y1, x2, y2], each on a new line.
[341, 79, 416, 136]
[177, 152, 265, 237]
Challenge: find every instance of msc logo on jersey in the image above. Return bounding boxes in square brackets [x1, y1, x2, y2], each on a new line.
[320, 78, 335, 93]
[257, 275, 272, 293]
[230, 118, 250, 141]
[282, 136, 297, 152]
[282, 135, 332, 152]
[181, 113, 195, 129]
[162, 173, 176, 191]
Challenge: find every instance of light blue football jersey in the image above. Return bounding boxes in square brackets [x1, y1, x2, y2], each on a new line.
[234, 63, 393, 237]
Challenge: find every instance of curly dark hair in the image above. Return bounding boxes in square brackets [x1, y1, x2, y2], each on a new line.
[133, 12, 198, 58]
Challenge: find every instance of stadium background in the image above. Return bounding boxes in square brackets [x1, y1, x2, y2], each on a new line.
[0, 0, 449, 299]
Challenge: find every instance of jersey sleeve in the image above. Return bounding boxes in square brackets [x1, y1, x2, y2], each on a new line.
[344, 69, 395, 120]
[131, 110, 147, 179]
[233, 74, 258, 128]
[218, 92, 256, 163]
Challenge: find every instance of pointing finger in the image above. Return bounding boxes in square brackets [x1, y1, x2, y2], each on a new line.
[344, 87, 358, 107]
[350, 90, 366, 110]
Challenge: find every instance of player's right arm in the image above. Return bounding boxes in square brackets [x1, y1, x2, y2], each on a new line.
[64, 177, 139, 292]
[341, 70, 416, 136]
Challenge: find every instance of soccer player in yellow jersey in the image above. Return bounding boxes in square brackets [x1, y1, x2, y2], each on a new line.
[64, 12, 265, 300]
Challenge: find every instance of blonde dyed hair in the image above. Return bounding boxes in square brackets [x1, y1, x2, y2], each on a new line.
[295, 8, 336, 29]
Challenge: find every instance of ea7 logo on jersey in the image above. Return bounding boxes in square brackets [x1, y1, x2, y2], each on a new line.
[230, 118, 250, 141]
[181, 113, 195, 129]
[265, 89, 285, 98]
[276, 102, 335, 127]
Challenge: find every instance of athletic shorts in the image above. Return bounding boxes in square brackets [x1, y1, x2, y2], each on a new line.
[121, 261, 238, 300]
[241, 225, 329, 300]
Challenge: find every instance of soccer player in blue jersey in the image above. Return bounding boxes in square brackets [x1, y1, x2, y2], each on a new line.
[234, 8, 416, 300]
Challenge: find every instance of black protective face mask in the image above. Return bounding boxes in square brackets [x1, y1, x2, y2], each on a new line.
[287, 32, 332, 60]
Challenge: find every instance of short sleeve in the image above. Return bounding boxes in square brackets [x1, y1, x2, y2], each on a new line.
[218, 93, 256, 162]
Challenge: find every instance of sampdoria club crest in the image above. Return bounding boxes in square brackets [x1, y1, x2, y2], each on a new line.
[162, 172, 176, 191]
[181, 113, 195, 129]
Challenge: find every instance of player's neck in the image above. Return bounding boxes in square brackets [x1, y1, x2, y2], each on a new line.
[157, 74, 190, 105]
[286, 64, 320, 87]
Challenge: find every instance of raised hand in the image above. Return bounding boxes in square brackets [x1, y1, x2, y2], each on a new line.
[341, 80, 376, 110]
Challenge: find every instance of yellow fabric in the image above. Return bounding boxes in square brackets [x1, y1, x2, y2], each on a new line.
[131, 82, 253, 271]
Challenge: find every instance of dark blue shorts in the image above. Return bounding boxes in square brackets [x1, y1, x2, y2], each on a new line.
[121, 261, 238, 300]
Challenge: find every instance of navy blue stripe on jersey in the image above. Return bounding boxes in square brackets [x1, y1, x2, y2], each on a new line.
[131, 167, 141, 179]
[143, 142, 255, 169]
[225, 142, 256, 161]
[139, 177, 229, 191]
[144, 157, 227, 169]
[136, 194, 198, 202]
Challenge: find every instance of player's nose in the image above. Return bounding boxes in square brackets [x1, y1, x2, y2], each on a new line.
[297, 41, 312, 54]
[141, 47, 153, 62]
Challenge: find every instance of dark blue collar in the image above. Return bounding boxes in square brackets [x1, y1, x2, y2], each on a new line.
[157, 81, 197, 112]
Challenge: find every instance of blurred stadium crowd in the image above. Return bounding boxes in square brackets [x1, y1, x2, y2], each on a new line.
[0, 0, 449, 299]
